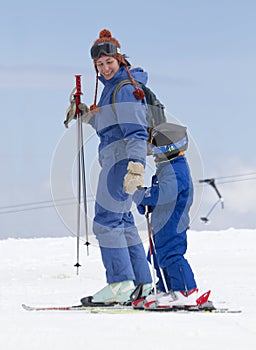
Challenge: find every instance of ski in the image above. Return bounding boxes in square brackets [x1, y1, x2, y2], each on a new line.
[21, 303, 145, 314]
[22, 304, 84, 312]
[21, 303, 241, 314]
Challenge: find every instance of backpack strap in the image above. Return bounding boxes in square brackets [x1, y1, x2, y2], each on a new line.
[112, 79, 137, 114]
[112, 79, 166, 128]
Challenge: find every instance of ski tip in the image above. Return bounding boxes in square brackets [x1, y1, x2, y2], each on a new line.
[196, 290, 211, 306]
[22, 304, 33, 311]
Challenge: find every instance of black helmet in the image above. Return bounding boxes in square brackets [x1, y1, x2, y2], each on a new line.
[149, 122, 188, 161]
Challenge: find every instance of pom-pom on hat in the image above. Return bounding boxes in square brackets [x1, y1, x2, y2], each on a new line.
[92, 29, 121, 52]
[90, 29, 145, 112]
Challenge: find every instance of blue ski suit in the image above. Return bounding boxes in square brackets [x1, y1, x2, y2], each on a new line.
[88, 65, 152, 285]
[133, 155, 197, 292]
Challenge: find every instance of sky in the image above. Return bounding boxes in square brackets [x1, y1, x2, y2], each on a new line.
[0, 0, 256, 239]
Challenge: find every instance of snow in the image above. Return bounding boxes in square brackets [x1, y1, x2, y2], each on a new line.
[1, 228, 256, 350]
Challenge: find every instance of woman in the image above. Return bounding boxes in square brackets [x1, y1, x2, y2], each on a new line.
[80, 29, 152, 305]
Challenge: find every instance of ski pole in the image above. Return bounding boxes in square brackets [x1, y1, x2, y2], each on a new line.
[75, 76, 89, 255]
[74, 75, 82, 275]
[145, 209, 157, 295]
[146, 207, 168, 293]
[73, 75, 90, 274]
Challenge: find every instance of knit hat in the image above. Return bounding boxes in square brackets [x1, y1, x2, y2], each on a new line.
[90, 29, 145, 112]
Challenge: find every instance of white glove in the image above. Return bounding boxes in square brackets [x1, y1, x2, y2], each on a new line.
[124, 161, 145, 195]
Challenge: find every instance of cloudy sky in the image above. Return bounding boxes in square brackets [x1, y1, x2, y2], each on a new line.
[0, 0, 256, 239]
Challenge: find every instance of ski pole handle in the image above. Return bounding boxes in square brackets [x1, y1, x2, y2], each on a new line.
[74, 75, 83, 115]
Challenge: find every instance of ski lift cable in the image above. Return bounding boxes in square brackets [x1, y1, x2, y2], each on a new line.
[196, 172, 256, 187]
[0, 197, 76, 210]
[1, 172, 255, 216]
[213, 171, 256, 180]
[0, 201, 75, 215]
[0, 195, 95, 215]
[217, 177, 256, 185]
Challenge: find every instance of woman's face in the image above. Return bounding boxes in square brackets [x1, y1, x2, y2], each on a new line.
[96, 55, 120, 80]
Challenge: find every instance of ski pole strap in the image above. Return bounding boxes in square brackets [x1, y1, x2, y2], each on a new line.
[74, 75, 83, 115]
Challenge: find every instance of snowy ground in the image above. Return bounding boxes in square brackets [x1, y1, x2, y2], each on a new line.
[1, 228, 256, 350]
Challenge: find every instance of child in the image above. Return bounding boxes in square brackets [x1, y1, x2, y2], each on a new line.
[132, 122, 198, 309]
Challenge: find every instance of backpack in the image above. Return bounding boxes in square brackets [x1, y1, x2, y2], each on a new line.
[112, 79, 167, 128]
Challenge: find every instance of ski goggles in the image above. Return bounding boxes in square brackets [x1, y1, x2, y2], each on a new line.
[149, 137, 188, 155]
[90, 42, 121, 60]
